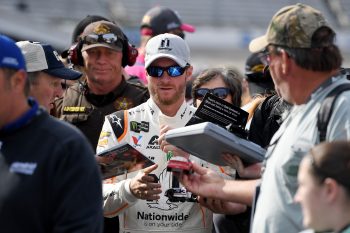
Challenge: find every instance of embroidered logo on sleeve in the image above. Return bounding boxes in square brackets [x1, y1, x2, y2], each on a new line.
[10, 162, 37, 175]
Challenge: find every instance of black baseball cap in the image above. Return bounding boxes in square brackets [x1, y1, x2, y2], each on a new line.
[245, 52, 274, 94]
[140, 6, 195, 36]
[71, 15, 111, 43]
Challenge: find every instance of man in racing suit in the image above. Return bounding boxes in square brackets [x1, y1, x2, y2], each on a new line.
[97, 33, 212, 233]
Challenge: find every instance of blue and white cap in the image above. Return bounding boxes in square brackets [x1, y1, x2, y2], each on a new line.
[0, 35, 26, 71]
[16, 41, 82, 80]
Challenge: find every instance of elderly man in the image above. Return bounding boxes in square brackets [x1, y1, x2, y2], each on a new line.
[179, 3, 350, 233]
[54, 20, 149, 150]
[16, 41, 81, 111]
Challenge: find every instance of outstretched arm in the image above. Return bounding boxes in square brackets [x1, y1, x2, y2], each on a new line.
[197, 197, 247, 215]
[179, 162, 258, 206]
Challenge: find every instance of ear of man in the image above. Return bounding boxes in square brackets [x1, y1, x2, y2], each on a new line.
[185, 65, 193, 80]
[281, 49, 291, 75]
[11, 70, 27, 93]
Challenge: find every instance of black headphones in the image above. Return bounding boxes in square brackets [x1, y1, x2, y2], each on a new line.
[67, 33, 138, 68]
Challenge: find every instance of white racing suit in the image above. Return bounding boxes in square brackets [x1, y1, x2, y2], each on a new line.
[97, 98, 213, 233]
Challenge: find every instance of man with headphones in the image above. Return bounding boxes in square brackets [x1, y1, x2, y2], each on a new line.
[54, 20, 149, 150]
[54, 20, 149, 233]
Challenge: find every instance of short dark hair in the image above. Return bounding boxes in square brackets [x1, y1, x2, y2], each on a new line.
[2, 67, 30, 96]
[192, 67, 243, 107]
[271, 27, 342, 72]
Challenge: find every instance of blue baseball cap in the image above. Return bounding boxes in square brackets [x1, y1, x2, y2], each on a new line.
[16, 41, 82, 80]
[0, 35, 26, 71]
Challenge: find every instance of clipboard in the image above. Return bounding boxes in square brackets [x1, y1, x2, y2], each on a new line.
[165, 122, 266, 165]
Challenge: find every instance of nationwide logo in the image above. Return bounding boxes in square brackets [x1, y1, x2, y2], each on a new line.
[137, 211, 189, 221]
[146, 135, 160, 149]
[130, 121, 149, 133]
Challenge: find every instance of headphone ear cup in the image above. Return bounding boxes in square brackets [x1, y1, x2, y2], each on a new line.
[121, 35, 138, 67]
[126, 42, 138, 67]
[68, 41, 84, 66]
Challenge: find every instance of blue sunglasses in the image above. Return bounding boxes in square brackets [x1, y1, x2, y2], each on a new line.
[195, 87, 230, 100]
[146, 65, 188, 78]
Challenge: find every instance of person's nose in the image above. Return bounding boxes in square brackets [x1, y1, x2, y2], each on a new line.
[160, 70, 172, 81]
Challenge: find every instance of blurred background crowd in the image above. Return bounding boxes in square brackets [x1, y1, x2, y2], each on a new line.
[2, 0, 350, 73]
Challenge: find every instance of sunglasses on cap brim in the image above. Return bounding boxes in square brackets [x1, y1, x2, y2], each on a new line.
[195, 87, 230, 100]
[146, 65, 189, 78]
[83, 33, 120, 45]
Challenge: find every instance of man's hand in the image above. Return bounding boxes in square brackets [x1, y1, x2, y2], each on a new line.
[129, 164, 162, 200]
[178, 162, 225, 199]
[222, 153, 262, 179]
[198, 197, 247, 215]
[158, 125, 189, 158]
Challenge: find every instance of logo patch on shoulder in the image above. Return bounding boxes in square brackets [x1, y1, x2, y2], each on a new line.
[10, 162, 37, 175]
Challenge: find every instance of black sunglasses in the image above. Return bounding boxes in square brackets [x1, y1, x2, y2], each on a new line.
[146, 65, 188, 78]
[195, 87, 230, 100]
[83, 33, 119, 45]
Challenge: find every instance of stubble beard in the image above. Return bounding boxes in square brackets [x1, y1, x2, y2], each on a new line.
[149, 82, 186, 106]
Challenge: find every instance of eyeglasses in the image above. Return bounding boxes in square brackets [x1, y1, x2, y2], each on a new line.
[195, 87, 230, 100]
[146, 65, 188, 78]
[83, 33, 119, 45]
[261, 45, 292, 65]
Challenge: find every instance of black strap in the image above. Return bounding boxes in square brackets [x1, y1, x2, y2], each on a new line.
[317, 83, 350, 142]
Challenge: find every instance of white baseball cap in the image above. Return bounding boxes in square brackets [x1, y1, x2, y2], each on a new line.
[145, 33, 190, 68]
[16, 41, 82, 80]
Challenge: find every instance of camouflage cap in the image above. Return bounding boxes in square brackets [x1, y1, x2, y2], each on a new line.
[249, 3, 330, 52]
